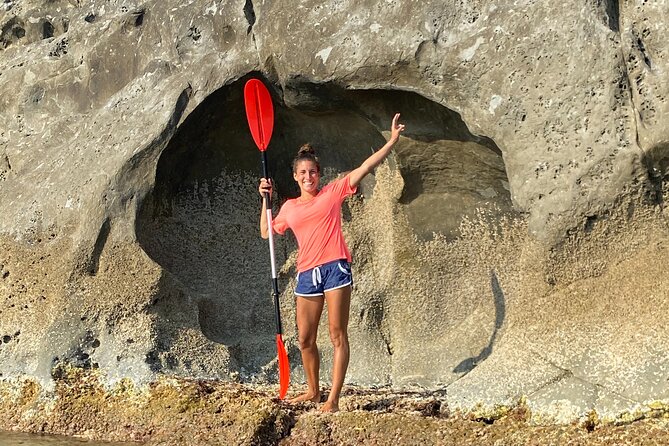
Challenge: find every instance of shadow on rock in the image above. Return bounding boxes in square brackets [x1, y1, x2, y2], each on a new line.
[452, 270, 506, 374]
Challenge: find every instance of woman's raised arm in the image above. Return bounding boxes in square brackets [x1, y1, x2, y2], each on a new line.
[347, 113, 405, 188]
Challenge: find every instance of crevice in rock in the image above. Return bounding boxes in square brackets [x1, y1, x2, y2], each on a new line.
[584, 215, 598, 233]
[251, 406, 296, 445]
[528, 368, 574, 397]
[616, 31, 646, 174]
[525, 348, 643, 405]
[604, 0, 620, 32]
[243, 0, 255, 35]
[0, 17, 26, 49]
[41, 20, 54, 39]
[618, 22, 667, 209]
[631, 29, 653, 70]
[131, 8, 145, 27]
[524, 348, 578, 396]
[383, 336, 393, 356]
[592, 382, 639, 407]
[87, 218, 110, 276]
[120, 8, 145, 32]
[641, 142, 669, 207]
[0, 153, 11, 181]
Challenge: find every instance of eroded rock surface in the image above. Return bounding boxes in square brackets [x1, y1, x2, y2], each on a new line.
[1, 0, 669, 439]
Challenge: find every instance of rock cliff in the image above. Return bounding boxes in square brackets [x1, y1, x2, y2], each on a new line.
[1, 0, 669, 433]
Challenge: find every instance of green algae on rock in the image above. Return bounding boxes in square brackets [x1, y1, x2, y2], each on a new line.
[0, 367, 292, 445]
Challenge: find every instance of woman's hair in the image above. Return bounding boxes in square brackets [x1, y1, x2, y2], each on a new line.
[292, 143, 321, 173]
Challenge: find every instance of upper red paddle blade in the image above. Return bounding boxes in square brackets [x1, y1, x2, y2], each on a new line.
[244, 79, 274, 152]
[277, 334, 290, 400]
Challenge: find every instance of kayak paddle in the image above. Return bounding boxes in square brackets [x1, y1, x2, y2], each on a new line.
[243, 78, 290, 400]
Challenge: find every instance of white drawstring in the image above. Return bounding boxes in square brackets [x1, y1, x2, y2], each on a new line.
[312, 266, 322, 287]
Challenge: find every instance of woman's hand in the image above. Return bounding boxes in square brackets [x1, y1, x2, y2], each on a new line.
[389, 113, 406, 143]
[348, 113, 406, 188]
[259, 178, 272, 238]
[259, 178, 273, 198]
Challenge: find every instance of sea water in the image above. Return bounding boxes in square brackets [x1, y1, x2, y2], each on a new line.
[0, 431, 134, 446]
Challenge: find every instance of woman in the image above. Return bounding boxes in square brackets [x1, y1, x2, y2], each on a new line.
[259, 113, 405, 412]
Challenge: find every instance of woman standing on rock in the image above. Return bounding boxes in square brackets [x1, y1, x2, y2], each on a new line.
[258, 114, 405, 412]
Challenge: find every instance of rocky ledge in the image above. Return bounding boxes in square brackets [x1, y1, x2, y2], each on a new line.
[3, 367, 669, 445]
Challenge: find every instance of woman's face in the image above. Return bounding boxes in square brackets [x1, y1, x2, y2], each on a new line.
[293, 160, 320, 195]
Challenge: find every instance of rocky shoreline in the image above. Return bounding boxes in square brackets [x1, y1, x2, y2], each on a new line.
[2, 367, 669, 445]
[4, 1, 669, 442]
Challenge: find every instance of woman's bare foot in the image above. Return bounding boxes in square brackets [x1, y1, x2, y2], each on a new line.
[288, 392, 321, 404]
[319, 400, 339, 413]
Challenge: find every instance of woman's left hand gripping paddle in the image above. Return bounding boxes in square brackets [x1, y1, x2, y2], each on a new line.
[244, 79, 290, 400]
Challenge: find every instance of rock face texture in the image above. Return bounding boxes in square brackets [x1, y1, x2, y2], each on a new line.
[1, 0, 669, 432]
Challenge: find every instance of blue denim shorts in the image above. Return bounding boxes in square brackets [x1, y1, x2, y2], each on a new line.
[295, 259, 353, 297]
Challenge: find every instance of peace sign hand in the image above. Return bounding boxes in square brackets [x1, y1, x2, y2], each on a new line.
[390, 113, 406, 142]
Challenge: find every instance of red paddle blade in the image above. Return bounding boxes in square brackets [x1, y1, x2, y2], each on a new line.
[244, 79, 274, 151]
[276, 334, 290, 399]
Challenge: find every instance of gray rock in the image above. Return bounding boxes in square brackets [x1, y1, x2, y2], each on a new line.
[1, 0, 669, 424]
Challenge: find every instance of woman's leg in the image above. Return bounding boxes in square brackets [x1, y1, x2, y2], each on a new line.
[321, 285, 351, 412]
[290, 295, 324, 403]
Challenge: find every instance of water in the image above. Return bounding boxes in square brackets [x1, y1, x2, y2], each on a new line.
[0, 432, 134, 446]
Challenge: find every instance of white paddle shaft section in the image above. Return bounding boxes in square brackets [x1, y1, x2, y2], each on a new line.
[266, 207, 278, 280]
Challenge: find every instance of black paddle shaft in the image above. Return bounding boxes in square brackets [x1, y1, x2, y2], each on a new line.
[261, 151, 271, 206]
[261, 150, 284, 336]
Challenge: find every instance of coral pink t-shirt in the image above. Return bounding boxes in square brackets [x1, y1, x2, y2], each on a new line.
[272, 174, 357, 272]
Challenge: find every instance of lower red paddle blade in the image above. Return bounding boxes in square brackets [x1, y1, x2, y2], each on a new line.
[276, 334, 290, 399]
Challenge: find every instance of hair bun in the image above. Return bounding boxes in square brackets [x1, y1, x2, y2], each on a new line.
[293, 143, 321, 173]
[297, 143, 316, 157]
